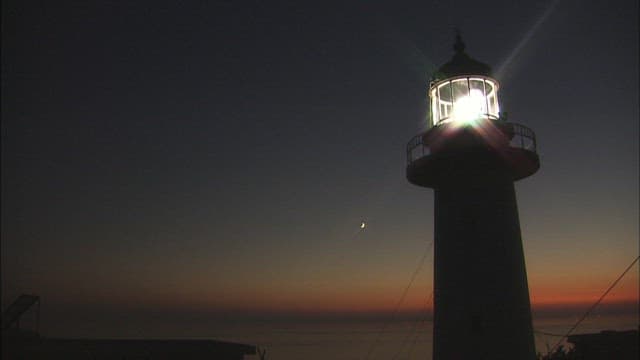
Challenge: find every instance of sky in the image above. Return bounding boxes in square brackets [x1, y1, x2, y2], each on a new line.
[2, 0, 638, 338]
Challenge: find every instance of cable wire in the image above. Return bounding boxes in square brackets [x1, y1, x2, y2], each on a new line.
[547, 255, 640, 355]
[363, 238, 434, 360]
[404, 288, 435, 359]
[392, 253, 435, 360]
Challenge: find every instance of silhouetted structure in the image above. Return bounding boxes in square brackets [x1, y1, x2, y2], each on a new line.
[567, 329, 639, 360]
[2, 338, 257, 360]
[2, 295, 257, 360]
[406, 33, 539, 360]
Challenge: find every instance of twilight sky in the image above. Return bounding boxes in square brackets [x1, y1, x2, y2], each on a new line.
[2, 0, 638, 337]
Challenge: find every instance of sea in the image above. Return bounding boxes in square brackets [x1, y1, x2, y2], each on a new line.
[24, 302, 638, 359]
[205, 313, 638, 360]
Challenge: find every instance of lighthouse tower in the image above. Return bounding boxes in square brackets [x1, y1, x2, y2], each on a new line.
[406, 34, 539, 360]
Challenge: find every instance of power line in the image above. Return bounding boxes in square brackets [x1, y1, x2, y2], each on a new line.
[392, 258, 435, 360]
[547, 255, 640, 355]
[403, 288, 435, 359]
[364, 238, 434, 360]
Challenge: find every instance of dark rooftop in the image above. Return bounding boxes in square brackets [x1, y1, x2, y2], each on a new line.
[433, 30, 492, 80]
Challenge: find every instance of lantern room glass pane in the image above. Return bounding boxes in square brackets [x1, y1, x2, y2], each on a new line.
[487, 82, 499, 116]
[451, 78, 469, 104]
[469, 78, 488, 117]
[436, 82, 452, 123]
[430, 89, 439, 127]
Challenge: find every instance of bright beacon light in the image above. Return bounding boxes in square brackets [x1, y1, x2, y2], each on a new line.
[429, 76, 500, 127]
[452, 89, 486, 124]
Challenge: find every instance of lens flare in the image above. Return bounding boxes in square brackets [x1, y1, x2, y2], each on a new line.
[452, 89, 486, 125]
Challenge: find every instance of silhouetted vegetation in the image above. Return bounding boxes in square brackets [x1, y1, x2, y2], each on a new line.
[537, 345, 576, 360]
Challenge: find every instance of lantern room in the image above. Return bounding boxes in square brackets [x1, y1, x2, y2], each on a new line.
[430, 75, 500, 126]
[427, 30, 500, 128]
[406, 31, 540, 188]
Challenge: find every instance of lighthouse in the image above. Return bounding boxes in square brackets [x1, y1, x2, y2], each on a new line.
[406, 33, 539, 360]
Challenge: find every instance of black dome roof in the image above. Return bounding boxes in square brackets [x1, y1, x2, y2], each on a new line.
[434, 32, 492, 81]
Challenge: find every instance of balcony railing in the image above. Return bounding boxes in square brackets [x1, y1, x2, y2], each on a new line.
[407, 132, 431, 165]
[406, 122, 537, 165]
[508, 122, 537, 153]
